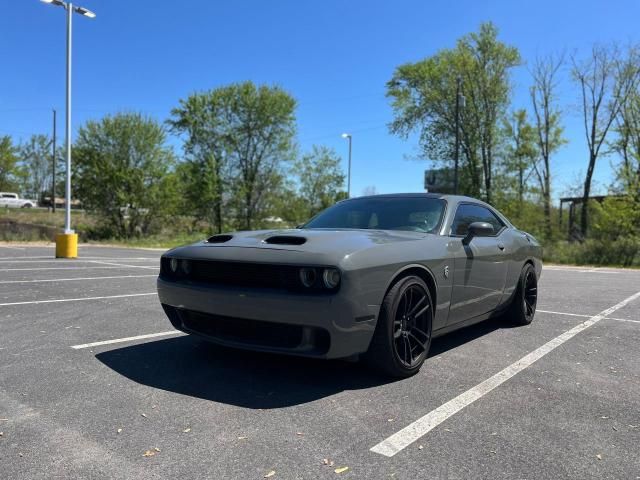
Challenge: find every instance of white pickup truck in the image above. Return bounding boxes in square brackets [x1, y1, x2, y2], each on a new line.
[0, 192, 37, 208]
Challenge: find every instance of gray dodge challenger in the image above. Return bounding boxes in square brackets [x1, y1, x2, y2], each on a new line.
[158, 193, 542, 377]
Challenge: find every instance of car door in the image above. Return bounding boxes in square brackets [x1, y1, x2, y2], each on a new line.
[447, 203, 509, 325]
[0, 194, 15, 208]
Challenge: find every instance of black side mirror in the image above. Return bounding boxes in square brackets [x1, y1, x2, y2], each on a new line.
[463, 221, 494, 244]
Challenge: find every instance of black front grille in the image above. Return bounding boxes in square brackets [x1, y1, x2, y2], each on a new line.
[161, 258, 299, 290]
[160, 258, 339, 293]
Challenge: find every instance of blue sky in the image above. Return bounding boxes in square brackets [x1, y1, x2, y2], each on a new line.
[2, 0, 639, 199]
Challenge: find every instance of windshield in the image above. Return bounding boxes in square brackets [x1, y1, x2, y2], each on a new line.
[302, 196, 446, 233]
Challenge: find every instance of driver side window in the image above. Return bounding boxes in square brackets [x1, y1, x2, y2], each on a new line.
[450, 204, 504, 236]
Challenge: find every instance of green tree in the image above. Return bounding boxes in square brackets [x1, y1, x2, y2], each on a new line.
[73, 113, 178, 238]
[588, 196, 640, 266]
[170, 82, 297, 231]
[611, 90, 640, 196]
[0, 135, 24, 192]
[530, 54, 566, 239]
[270, 187, 309, 226]
[571, 44, 640, 237]
[173, 160, 219, 230]
[168, 92, 228, 233]
[387, 22, 520, 202]
[501, 109, 537, 209]
[294, 145, 346, 218]
[20, 134, 52, 201]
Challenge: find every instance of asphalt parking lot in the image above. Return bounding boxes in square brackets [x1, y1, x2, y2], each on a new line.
[1, 244, 639, 479]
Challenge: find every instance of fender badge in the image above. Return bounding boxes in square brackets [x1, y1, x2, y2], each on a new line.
[444, 265, 450, 279]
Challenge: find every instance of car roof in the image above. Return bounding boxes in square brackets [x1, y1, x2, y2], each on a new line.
[343, 192, 486, 204]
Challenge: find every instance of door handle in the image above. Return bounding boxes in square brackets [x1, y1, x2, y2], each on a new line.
[498, 243, 505, 251]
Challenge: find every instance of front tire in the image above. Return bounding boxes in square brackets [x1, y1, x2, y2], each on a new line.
[509, 263, 538, 325]
[364, 275, 433, 378]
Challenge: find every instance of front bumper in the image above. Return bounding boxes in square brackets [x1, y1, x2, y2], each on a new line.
[157, 277, 379, 359]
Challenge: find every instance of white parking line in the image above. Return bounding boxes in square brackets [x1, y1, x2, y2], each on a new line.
[0, 274, 157, 284]
[543, 267, 620, 274]
[537, 309, 593, 318]
[537, 309, 638, 323]
[607, 317, 640, 324]
[0, 266, 153, 272]
[71, 331, 183, 349]
[0, 245, 25, 251]
[0, 255, 52, 259]
[90, 260, 157, 270]
[0, 292, 157, 307]
[370, 290, 640, 457]
[0, 257, 158, 264]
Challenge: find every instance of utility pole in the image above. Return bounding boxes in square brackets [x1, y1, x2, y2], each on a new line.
[453, 76, 462, 195]
[52, 108, 56, 213]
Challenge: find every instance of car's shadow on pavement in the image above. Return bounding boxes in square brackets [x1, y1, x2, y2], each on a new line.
[429, 315, 514, 357]
[96, 335, 392, 409]
[96, 317, 511, 409]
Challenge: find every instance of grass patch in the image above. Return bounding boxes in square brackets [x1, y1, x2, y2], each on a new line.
[87, 232, 206, 250]
[544, 240, 640, 268]
[0, 208, 96, 232]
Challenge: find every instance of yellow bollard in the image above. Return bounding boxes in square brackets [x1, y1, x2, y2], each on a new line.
[55, 233, 78, 258]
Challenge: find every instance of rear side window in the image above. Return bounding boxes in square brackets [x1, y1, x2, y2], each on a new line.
[450, 204, 504, 236]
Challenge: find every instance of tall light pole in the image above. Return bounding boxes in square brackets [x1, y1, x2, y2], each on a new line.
[341, 133, 352, 198]
[40, 0, 95, 257]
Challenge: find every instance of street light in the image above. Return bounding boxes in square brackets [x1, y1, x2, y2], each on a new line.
[40, 0, 95, 258]
[341, 133, 352, 198]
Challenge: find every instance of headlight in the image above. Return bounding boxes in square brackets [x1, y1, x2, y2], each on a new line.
[322, 268, 341, 289]
[180, 259, 191, 275]
[299, 267, 317, 288]
[170, 258, 179, 273]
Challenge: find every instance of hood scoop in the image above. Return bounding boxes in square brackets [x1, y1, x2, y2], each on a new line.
[264, 235, 307, 245]
[206, 234, 233, 243]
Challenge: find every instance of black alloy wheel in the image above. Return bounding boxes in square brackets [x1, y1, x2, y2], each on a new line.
[393, 283, 432, 368]
[510, 263, 538, 325]
[523, 268, 538, 322]
[365, 275, 434, 377]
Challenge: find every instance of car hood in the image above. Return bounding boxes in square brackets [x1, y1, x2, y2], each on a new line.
[167, 229, 430, 266]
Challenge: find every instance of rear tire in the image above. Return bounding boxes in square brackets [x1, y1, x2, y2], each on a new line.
[508, 263, 538, 325]
[364, 275, 433, 378]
